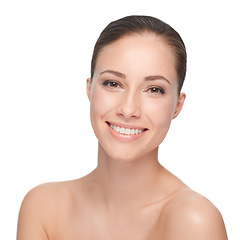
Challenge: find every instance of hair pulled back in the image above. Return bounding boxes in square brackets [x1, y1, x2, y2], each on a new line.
[91, 15, 187, 94]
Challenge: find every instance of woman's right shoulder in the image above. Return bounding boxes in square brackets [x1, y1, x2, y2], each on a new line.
[24, 177, 84, 199]
[17, 183, 57, 240]
[21, 181, 65, 207]
[17, 180, 81, 240]
[20, 179, 82, 212]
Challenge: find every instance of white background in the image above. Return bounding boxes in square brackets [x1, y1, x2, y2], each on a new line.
[0, 0, 239, 239]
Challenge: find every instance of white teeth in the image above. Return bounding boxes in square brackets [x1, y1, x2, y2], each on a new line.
[110, 124, 144, 135]
[125, 128, 131, 135]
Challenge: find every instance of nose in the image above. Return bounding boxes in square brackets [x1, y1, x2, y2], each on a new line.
[116, 91, 141, 119]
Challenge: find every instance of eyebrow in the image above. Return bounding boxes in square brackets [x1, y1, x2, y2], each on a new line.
[144, 75, 171, 85]
[100, 70, 126, 79]
[100, 69, 170, 85]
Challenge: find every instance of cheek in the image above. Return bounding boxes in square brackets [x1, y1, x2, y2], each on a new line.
[144, 97, 175, 129]
[90, 88, 117, 125]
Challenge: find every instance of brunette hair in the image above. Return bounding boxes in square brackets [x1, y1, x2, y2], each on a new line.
[91, 15, 187, 94]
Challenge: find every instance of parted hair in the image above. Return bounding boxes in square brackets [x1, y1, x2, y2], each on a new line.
[91, 15, 187, 94]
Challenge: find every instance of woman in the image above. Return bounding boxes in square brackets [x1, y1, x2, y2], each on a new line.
[17, 15, 228, 239]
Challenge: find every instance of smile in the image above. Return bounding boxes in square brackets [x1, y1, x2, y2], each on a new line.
[106, 122, 147, 136]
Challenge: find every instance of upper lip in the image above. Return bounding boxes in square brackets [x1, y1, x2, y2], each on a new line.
[106, 121, 148, 130]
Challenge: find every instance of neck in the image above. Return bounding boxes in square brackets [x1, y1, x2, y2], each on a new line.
[88, 143, 165, 212]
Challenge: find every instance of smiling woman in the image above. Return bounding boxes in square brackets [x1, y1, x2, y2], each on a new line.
[17, 15, 228, 240]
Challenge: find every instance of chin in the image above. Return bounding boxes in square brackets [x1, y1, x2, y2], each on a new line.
[100, 142, 159, 163]
[104, 149, 138, 162]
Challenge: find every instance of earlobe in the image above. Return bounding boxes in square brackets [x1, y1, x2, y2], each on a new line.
[172, 93, 186, 119]
[86, 78, 92, 101]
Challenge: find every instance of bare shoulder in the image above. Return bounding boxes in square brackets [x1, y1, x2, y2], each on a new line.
[159, 189, 228, 240]
[17, 180, 81, 240]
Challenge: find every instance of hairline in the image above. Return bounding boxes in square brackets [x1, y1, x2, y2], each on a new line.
[91, 30, 175, 78]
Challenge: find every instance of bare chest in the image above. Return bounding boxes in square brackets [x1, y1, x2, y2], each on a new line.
[51, 205, 163, 240]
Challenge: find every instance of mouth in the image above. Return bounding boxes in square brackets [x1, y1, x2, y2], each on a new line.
[106, 121, 148, 136]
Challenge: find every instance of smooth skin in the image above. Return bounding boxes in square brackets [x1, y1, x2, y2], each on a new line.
[17, 33, 228, 239]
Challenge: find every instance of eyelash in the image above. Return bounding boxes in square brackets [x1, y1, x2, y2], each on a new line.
[102, 80, 122, 89]
[146, 86, 165, 95]
[102, 80, 165, 95]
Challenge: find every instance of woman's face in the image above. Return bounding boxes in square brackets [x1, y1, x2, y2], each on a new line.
[87, 33, 185, 162]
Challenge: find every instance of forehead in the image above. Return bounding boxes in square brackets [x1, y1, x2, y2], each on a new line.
[94, 33, 178, 83]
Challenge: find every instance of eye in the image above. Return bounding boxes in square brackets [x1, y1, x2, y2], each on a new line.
[146, 87, 165, 95]
[102, 80, 122, 89]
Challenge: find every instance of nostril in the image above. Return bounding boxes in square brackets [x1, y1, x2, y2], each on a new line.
[117, 111, 141, 119]
[116, 98, 141, 119]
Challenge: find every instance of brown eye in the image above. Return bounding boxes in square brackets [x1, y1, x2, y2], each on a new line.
[102, 80, 121, 89]
[147, 87, 165, 95]
[150, 87, 158, 93]
[109, 82, 118, 88]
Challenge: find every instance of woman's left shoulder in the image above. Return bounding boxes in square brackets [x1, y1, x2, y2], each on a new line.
[160, 189, 228, 239]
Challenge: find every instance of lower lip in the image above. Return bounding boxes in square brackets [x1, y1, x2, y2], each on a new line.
[107, 123, 147, 142]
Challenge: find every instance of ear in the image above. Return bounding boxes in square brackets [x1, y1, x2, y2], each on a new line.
[86, 78, 92, 101]
[172, 93, 186, 119]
